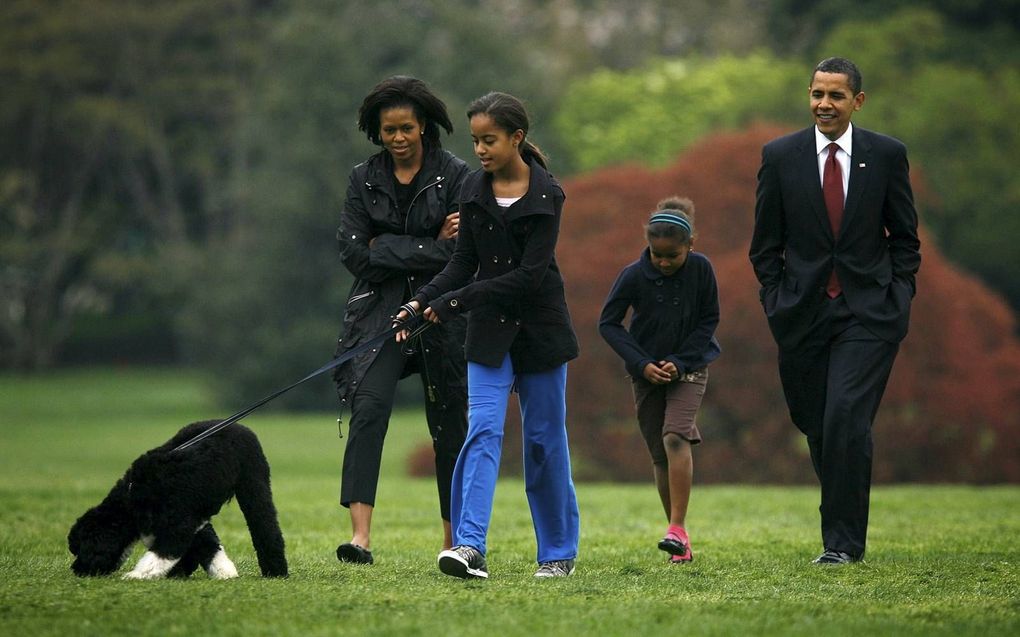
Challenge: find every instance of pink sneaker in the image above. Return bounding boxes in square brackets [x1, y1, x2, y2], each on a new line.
[669, 547, 693, 564]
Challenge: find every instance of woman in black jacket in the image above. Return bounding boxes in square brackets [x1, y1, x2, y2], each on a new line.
[332, 76, 469, 564]
[396, 92, 580, 579]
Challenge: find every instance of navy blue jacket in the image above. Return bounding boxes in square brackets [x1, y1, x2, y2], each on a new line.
[413, 158, 579, 372]
[599, 249, 721, 379]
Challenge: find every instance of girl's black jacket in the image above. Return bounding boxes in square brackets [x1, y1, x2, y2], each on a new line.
[599, 248, 721, 379]
[333, 145, 469, 406]
[412, 158, 579, 373]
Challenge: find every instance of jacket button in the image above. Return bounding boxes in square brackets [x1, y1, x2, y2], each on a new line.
[655, 279, 663, 286]
[488, 224, 494, 230]
[506, 257, 512, 264]
[449, 299, 459, 307]
[492, 256, 499, 263]
[418, 244, 424, 249]
[673, 298, 681, 305]
[499, 316, 506, 323]
[514, 319, 521, 326]
[409, 275, 415, 281]
[656, 295, 664, 303]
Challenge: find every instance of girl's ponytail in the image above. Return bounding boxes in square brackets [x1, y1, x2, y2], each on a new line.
[520, 140, 548, 169]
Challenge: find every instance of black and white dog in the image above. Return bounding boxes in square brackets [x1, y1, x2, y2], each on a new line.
[68, 420, 288, 579]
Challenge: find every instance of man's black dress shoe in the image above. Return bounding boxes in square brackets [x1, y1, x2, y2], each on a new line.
[812, 549, 860, 564]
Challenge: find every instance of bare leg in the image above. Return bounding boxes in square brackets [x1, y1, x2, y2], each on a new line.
[442, 519, 453, 550]
[349, 502, 373, 549]
[652, 463, 671, 521]
[663, 434, 693, 527]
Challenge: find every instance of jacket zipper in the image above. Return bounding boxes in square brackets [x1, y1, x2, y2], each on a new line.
[405, 175, 443, 405]
[347, 290, 375, 305]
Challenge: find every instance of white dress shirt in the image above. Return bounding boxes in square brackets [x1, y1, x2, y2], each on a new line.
[815, 124, 852, 205]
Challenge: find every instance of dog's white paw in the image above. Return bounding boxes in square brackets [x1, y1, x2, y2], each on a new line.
[123, 550, 179, 580]
[206, 547, 239, 580]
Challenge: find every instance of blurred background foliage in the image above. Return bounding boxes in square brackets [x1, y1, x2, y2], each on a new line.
[2, 0, 1018, 479]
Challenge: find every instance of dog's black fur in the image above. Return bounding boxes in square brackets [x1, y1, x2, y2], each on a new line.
[68, 420, 287, 578]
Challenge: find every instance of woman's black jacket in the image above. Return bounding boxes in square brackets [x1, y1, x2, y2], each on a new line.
[333, 146, 469, 408]
[412, 159, 579, 373]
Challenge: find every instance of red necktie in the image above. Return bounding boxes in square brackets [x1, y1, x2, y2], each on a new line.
[823, 142, 844, 298]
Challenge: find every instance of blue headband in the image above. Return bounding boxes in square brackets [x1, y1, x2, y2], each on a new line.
[648, 212, 692, 235]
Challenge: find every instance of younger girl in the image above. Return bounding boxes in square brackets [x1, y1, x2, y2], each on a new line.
[395, 92, 580, 579]
[598, 197, 721, 563]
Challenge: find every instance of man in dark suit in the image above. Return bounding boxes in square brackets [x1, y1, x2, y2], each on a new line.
[749, 57, 921, 564]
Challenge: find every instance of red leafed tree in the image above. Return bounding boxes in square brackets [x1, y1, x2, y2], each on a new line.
[556, 125, 1020, 483]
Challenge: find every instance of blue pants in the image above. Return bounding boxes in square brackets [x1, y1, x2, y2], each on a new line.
[451, 354, 580, 563]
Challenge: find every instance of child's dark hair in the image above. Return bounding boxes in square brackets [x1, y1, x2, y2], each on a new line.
[466, 92, 548, 168]
[645, 196, 695, 243]
[358, 76, 454, 148]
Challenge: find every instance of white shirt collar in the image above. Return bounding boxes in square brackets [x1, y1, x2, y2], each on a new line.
[815, 123, 853, 157]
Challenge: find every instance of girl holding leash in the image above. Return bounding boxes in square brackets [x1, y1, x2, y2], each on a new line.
[333, 76, 469, 564]
[395, 92, 580, 579]
[598, 197, 721, 564]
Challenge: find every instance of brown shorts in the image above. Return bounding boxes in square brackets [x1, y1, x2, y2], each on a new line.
[632, 368, 708, 465]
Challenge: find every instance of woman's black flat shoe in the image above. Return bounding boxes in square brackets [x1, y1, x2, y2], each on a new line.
[336, 543, 374, 564]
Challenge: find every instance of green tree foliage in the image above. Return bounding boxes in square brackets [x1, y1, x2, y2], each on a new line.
[0, 0, 264, 368]
[553, 54, 805, 171]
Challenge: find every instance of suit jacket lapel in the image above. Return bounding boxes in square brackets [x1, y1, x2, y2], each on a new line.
[795, 129, 833, 240]
[843, 128, 872, 235]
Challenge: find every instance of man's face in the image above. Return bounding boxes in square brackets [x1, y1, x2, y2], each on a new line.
[809, 71, 865, 140]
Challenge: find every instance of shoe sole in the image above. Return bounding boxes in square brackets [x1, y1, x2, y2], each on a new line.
[658, 538, 687, 556]
[438, 552, 488, 579]
[534, 567, 575, 578]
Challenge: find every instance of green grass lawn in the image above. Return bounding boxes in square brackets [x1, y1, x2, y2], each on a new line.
[0, 367, 1017, 636]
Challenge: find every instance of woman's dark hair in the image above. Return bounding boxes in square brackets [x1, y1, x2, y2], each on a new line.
[358, 76, 454, 147]
[466, 92, 548, 168]
[646, 196, 696, 242]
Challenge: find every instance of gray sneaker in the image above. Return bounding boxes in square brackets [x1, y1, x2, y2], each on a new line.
[534, 559, 575, 578]
[438, 545, 488, 579]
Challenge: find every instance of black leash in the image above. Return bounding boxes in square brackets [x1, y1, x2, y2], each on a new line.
[172, 318, 433, 453]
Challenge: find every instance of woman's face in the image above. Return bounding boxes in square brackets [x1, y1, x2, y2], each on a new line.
[469, 113, 522, 174]
[379, 106, 424, 164]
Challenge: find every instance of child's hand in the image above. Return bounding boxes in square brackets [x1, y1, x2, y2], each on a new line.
[659, 361, 679, 382]
[643, 362, 673, 384]
[437, 212, 460, 240]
